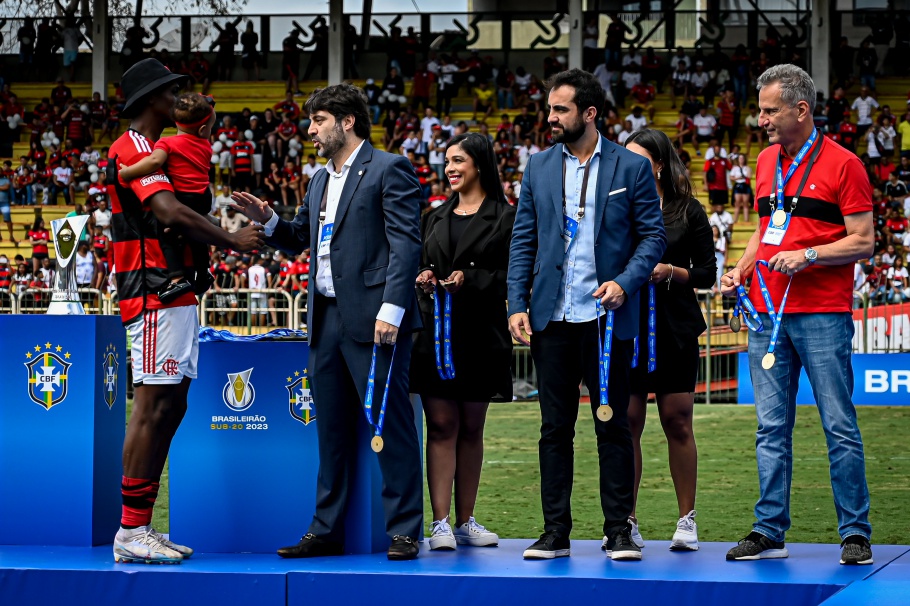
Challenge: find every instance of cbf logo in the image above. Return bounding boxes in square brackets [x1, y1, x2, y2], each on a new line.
[223, 368, 255, 411]
[24, 342, 72, 410]
[102, 343, 119, 409]
[286, 369, 315, 425]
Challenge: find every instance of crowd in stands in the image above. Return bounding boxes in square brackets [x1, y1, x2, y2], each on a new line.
[3, 14, 910, 314]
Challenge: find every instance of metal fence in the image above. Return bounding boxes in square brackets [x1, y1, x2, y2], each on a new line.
[852, 293, 910, 354]
[18, 286, 905, 404]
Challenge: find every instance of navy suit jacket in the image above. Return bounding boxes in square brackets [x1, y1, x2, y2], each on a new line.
[266, 141, 423, 344]
[507, 136, 667, 340]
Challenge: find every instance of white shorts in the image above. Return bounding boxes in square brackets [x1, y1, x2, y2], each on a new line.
[253, 154, 263, 173]
[219, 150, 232, 169]
[128, 306, 199, 385]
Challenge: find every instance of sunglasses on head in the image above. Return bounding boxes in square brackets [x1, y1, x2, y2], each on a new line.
[203, 95, 216, 109]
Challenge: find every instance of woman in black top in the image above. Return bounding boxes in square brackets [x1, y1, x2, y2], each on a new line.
[411, 133, 515, 552]
[623, 128, 716, 552]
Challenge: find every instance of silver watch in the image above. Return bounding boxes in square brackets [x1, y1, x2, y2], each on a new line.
[805, 247, 818, 265]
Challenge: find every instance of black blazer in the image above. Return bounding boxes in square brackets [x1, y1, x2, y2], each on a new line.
[643, 198, 717, 348]
[416, 198, 516, 353]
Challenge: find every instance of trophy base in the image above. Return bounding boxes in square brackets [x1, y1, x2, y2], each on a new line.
[47, 301, 86, 315]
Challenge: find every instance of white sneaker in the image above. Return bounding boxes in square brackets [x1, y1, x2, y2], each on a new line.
[602, 516, 645, 551]
[114, 526, 184, 564]
[428, 517, 457, 551]
[670, 510, 699, 551]
[150, 527, 194, 558]
[453, 517, 499, 547]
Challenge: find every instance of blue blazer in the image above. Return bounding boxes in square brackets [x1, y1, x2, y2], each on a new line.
[507, 136, 667, 340]
[266, 141, 423, 344]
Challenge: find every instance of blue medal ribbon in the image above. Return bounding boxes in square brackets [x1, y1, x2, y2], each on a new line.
[753, 260, 793, 359]
[433, 288, 456, 380]
[773, 128, 818, 214]
[364, 343, 396, 440]
[596, 301, 614, 408]
[733, 284, 765, 333]
[631, 283, 657, 372]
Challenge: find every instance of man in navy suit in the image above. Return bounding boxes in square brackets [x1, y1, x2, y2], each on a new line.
[231, 83, 424, 561]
[508, 69, 666, 561]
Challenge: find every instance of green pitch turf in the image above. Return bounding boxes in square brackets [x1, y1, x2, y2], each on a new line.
[148, 403, 910, 545]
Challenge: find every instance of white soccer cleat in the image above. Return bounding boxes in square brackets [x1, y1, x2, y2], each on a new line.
[453, 517, 499, 547]
[150, 527, 194, 558]
[113, 526, 184, 564]
[670, 510, 699, 551]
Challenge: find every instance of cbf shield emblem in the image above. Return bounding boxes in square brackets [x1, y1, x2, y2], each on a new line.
[102, 344, 119, 409]
[223, 368, 255, 412]
[286, 370, 315, 425]
[25, 350, 72, 410]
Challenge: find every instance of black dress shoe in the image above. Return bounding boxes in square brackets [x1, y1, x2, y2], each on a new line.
[193, 271, 216, 295]
[277, 533, 344, 558]
[387, 535, 419, 560]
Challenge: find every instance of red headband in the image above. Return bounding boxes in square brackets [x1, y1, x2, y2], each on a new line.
[175, 104, 214, 133]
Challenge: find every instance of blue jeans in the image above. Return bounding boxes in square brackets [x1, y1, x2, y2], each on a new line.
[747, 312, 871, 543]
[497, 88, 513, 110]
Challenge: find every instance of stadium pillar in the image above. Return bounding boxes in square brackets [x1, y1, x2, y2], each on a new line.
[568, 0, 583, 70]
[91, 0, 109, 100]
[328, 0, 344, 85]
[809, 0, 831, 95]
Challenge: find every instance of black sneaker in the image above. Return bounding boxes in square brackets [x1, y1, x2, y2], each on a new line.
[840, 535, 873, 565]
[387, 535, 419, 561]
[158, 279, 193, 304]
[726, 531, 789, 560]
[606, 529, 642, 561]
[522, 531, 570, 559]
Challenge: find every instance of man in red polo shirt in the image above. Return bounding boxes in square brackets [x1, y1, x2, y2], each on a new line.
[721, 64, 874, 566]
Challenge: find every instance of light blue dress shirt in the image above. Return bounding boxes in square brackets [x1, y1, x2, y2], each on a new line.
[551, 138, 603, 323]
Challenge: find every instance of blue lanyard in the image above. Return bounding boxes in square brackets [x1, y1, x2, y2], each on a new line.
[631, 283, 656, 373]
[733, 283, 765, 333]
[595, 301, 614, 408]
[433, 289, 455, 380]
[364, 343, 395, 442]
[753, 260, 793, 358]
[774, 128, 818, 211]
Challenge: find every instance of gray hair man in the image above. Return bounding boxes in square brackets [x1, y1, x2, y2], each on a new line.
[720, 64, 875, 565]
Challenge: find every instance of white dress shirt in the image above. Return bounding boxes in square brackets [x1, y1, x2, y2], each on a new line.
[263, 140, 405, 327]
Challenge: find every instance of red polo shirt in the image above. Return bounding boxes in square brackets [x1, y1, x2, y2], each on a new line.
[750, 135, 872, 314]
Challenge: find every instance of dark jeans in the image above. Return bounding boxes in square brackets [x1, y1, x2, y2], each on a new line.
[530, 318, 634, 539]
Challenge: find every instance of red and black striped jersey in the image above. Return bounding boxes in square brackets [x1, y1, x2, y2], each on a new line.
[109, 129, 196, 326]
[231, 141, 255, 173]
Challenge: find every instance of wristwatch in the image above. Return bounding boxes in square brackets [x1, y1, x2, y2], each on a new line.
[805, 247, 818, 265]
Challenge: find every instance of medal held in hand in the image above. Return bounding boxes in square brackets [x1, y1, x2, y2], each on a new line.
[363, 343, 396, 453]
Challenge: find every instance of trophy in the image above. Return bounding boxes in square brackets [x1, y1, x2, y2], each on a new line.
[47, 216, 90, 315]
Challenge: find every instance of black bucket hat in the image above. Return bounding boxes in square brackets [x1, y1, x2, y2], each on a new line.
[120, 58, 189, 119]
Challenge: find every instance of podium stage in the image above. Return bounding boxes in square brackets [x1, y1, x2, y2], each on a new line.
[1, 540, 907, 606]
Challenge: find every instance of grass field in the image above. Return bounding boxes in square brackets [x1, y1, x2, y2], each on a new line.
[149, 403, 910, 545]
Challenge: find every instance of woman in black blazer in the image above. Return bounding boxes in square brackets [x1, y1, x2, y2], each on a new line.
[623, 129, 716, 552]
[410, 133, 516, 551]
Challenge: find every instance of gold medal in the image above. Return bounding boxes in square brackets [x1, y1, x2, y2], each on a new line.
[730, 316, 741, 333]
[371, 436, 384, 453]
[596, 405, 614, 422]
[771, 209, 787, 227]
[762, 352, 776, 370]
